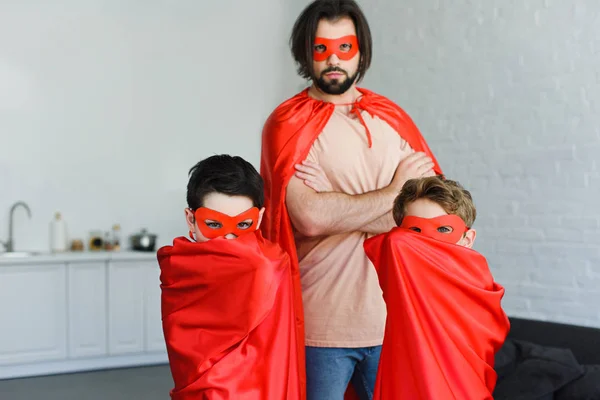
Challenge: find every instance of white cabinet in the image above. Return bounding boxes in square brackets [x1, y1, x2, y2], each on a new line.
[108, 261, 145, 355]
[144, 264, 167, 352]
[0, 264, 67, 366]
[0, 253, 167, 379]
[67, 262, 107, 359]
[107, 260, 166, 355]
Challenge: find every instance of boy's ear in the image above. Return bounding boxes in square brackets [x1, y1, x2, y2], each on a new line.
[460, 228, 477, 248]
[256, 207, 266, 230]
[185, 208, 196, 232]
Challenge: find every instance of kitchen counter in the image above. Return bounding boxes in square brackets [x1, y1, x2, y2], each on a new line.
[0, 250, 166, 379]
[0, 250, 156, 265]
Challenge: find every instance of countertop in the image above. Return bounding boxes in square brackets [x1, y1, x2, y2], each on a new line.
[0, 250, 157, 265]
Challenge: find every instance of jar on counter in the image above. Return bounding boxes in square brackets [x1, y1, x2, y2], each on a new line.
[70, 239, 84, 252]
[89, 230, 104, 251]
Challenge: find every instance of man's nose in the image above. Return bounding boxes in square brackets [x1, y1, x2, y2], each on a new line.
[326, 53, 340, 66]
[225, 233, 238, 240]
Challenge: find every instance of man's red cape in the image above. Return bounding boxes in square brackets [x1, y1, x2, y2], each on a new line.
[157, 230, 300, 400]
[364, 228, 510, 400]
[260, 87, 443, 398]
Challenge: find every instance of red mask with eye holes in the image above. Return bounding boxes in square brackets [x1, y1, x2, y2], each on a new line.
[399, 215, 468, 244]
[193, 207, 259, 239]
[313, 35, 359, 61]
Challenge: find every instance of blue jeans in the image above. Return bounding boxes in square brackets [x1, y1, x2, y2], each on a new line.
[305, 345, 382, 400]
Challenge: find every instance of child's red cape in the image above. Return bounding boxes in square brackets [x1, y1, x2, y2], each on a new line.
[363, 228, 510, 400]
[157, 230, 300, 400]
[260, 88, 442, 398]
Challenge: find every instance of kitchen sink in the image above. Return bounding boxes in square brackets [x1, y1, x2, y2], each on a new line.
[0, 251, 42, 258]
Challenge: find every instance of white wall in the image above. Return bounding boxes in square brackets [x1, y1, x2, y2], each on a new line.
[360, 1, 600, 327]
[4, 0, 598, 328]
[0, 0, 303, 251]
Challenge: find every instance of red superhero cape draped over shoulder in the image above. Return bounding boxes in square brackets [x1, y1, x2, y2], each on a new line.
[260, 88, 443, 399]
[364, 228, 510, 400]
[157, 230, 300, 400]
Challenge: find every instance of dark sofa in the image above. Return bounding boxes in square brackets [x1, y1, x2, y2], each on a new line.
[507, 317, 600, 365]
[493, 317, 600, 399]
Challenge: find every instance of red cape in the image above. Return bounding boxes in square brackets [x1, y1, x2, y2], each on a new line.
[363, 228, 510, 400]
[260, 88, 443, 398]
[157, 231, 300, 400]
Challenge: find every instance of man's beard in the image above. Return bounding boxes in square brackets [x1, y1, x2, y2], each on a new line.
[314, 67, 358, 95]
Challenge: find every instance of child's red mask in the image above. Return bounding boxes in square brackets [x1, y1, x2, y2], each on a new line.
[313, 35, 359, 61]
[193, 207, 259, 239]
[400, 215, 468, 244]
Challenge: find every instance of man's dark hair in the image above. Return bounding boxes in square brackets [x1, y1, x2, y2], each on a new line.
[186, 155, 264, 210]
[290, 0, 372, 82]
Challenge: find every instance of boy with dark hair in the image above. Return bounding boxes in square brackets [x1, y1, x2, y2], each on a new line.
[184, 154, 265, 242]
[364, 176, 510, 400]
[157, 154, 301, 400]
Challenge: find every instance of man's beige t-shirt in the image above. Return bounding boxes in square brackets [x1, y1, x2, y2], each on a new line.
[295, 108, 413, 348]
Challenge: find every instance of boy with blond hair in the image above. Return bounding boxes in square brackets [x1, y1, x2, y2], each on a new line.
[365, 176, 510, 400]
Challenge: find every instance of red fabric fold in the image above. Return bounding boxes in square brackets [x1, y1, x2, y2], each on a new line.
[364, 228, 510, 400]
[260, 88, 443, 399]
[157, 230, 300, 400]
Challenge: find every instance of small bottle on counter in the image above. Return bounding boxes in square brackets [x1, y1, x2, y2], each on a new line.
[50, 212, 68, 253]
[112, 224, 122, 251]
[104, 232, 113, 251]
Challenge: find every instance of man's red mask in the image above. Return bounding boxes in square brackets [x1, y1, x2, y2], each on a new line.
[400, 215, 468, 244]
[193, 207, 259, 239]
[313, 35, 359, 61]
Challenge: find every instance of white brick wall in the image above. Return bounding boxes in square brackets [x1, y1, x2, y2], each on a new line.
[361, 1, 600, 327]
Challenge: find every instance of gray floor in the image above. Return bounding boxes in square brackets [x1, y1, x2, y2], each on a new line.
[0, 364, 172, 400]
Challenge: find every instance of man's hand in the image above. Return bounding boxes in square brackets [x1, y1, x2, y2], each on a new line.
[295, 160, 334, 193]
[286, 148, 435, 237]
[359, 145, 434, 235]
[388, 151, 435, 193]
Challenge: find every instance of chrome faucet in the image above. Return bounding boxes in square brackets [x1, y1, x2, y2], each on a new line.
[0, 201, 32, 253]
